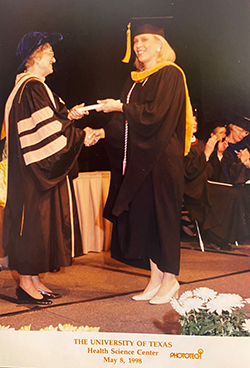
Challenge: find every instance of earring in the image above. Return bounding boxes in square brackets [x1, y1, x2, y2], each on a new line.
[157, 47, 161, 52]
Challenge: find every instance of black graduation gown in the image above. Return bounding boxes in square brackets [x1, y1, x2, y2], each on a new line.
[184, 141, 250, 246]
[3, 76, 85, 275]
[222, 140, 250, 184]
[206, 149, 250, 245]
[104, 65, 187, 275]
[215, 141, 250, 243]
[184, 139, 214, 225]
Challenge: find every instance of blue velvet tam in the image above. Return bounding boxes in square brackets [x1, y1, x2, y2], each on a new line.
[16, 31, 63, 72]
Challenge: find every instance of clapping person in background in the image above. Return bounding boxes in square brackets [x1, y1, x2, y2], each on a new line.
[183, 116, 218, 238]
[210, 124, 226, 142]
[1, 31, 89, 305]
[84, 19, 193, 304]
[206, 116, 250, 248]
[224, 116, 250, 177]
[208, 116, 250, 183]
[184, 115, 250, 250]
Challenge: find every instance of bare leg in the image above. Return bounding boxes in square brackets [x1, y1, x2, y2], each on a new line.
[153, 272, 176, 297]
[31, 275, 52, 293]
[149, 271, 179, 304]
[132, 259, 163, 300]
[143, 259, 163, 293]
[19, 275, 43, 299]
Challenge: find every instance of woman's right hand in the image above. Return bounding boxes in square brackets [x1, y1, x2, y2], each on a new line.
[95, 99, 123, 113]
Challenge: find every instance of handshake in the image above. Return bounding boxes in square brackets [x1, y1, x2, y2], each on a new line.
[68, 99, 123, 147]
[83, 127, 105, 147]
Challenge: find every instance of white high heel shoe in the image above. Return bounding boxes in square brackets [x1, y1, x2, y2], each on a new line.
[132, 284, 161, 301]
[149, 280, 180, 304]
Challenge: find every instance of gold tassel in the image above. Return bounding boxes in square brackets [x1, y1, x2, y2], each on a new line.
[122, 23, 131, 63]
[0, 120, 6, 140]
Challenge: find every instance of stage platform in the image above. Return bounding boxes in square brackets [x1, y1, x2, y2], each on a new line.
[0, 241, 250, 334]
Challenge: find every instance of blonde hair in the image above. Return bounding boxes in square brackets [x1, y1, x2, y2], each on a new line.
[134, 35, 176, 70]
[25, 42, 51, 69]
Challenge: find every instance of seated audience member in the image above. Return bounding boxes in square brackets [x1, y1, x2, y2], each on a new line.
[208, 117, 250, 182]
[207, 116, 250, 246]
[223, 116, 250, 180]
[184, 117, 250, 250]
[183, 116, 217, 229]
[210, 124, 226, 142]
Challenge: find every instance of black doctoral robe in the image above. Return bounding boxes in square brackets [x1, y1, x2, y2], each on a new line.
[3, 73, 85, 275]
[104, 64, 189, 275]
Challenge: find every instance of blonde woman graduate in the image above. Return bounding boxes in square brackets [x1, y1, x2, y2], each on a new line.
[85, 18, 193, 304]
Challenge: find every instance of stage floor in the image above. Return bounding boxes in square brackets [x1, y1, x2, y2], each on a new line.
[0, 241, 250, 334]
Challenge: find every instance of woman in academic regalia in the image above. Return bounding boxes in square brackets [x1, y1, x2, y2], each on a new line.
[2, 32, 88, 305]
[85, 19, 193, 304]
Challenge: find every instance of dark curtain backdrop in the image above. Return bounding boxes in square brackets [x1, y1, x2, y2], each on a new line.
[0, 0, 250, 170]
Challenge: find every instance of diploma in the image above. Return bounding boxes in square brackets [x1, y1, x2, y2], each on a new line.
[76, 103, 104, 112]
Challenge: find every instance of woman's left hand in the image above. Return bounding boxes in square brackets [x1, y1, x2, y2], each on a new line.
[95, 99, 123, 113]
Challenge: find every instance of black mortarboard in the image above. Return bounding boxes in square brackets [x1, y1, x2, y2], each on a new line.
[16, 31, 63, 72]
[122, 16, 173, 63]
[232, 115, 250, 132]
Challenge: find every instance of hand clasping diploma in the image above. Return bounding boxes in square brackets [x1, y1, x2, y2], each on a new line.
[76, 99, 121, 113]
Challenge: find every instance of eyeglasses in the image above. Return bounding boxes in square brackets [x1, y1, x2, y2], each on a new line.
[233, 126, 249, 136]
[43, 51, 55, 57]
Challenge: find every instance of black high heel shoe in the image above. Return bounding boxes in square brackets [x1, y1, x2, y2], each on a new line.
[16, 287, 52, 305]
[37, 289, 62, 299]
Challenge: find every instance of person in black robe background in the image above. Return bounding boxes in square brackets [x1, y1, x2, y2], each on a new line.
[183, 117, 216, 229]
[207, 116, 250, 247]
[84, 20, 193, 304]
[184, 117, 250, 250]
